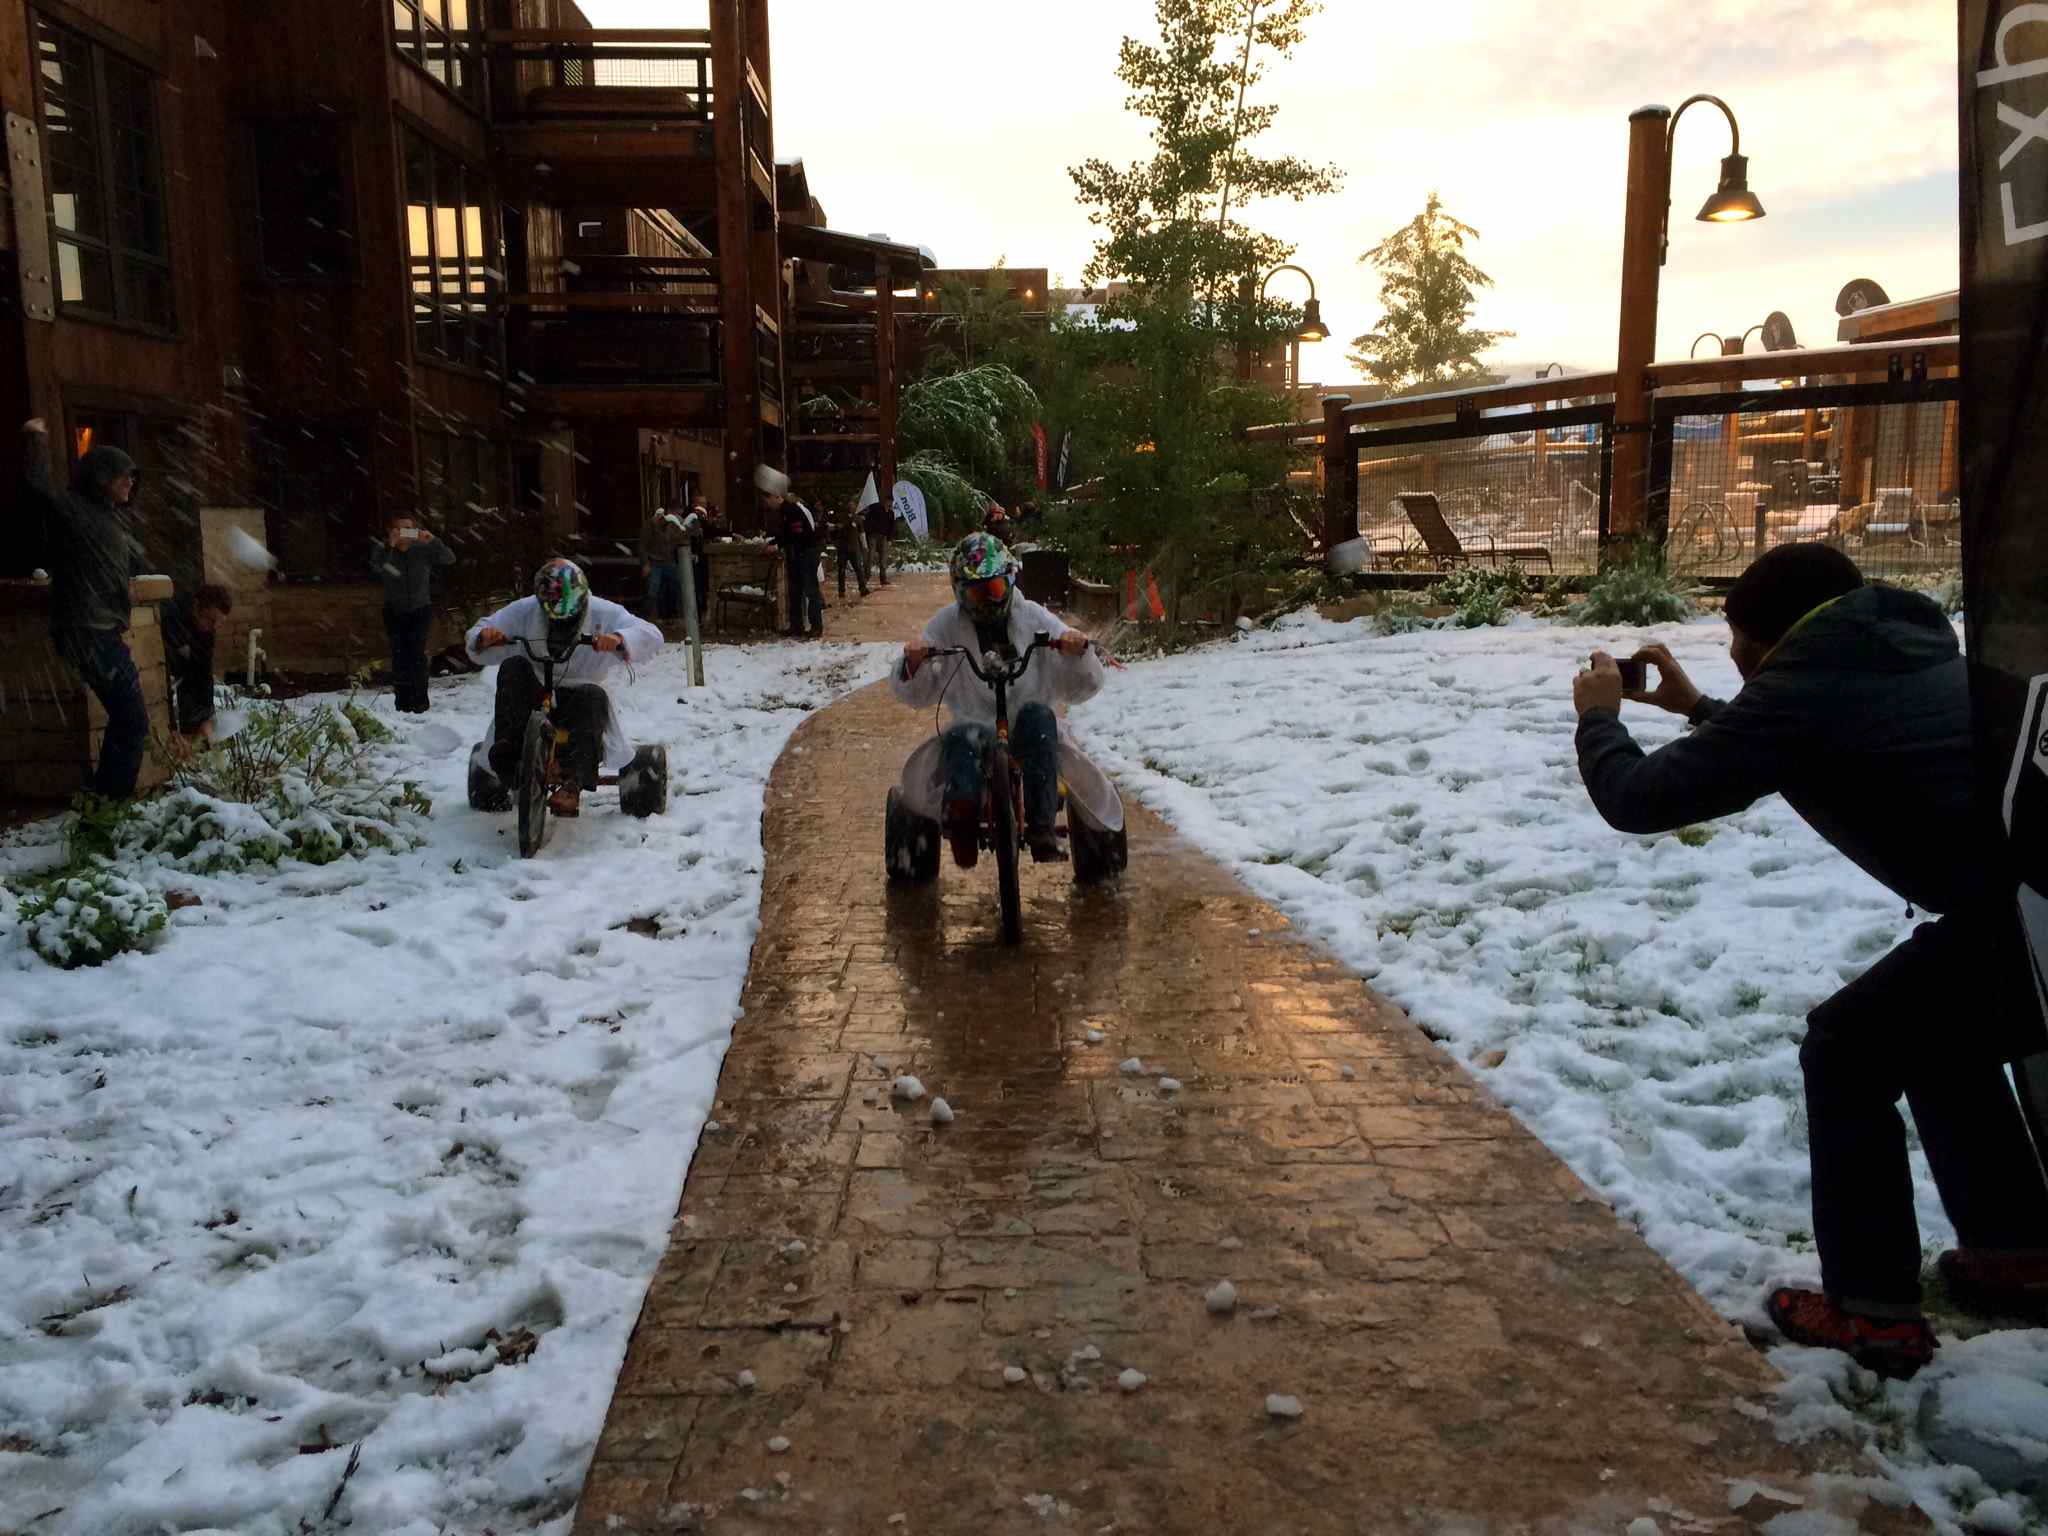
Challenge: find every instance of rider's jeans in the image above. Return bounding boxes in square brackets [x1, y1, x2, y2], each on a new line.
[490, 657, 612, 788]
[940, 702, 1059, 830]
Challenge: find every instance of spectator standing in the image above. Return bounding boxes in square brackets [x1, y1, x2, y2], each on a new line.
[369, 514, 454, 713]
[167, 583, 233, 752]
[862, 482, 894, 587]
[22, 416, 148, 800]
[765, 480, 823, 638]
[1571, 544, 2048, 1379]
[640, 505, 686, 624]
[832, 494, 869, 600]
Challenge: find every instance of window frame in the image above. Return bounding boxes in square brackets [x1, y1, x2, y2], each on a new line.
[242, 115, 360, 287]
[33, 15, 177, 336]
[391, 0, 484, 112]
[401, 126, 502, 377]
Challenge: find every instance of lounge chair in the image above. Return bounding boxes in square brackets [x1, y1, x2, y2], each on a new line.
[1392, 492, 1553, 573]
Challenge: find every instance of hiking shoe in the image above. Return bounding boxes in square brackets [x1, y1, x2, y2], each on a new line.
[1766, 1287, 1936, 1380]
[548, 785, 582, 818]
[943, 798, 979, 869]
[1025, 824, 1067, 864]
[1938, 1248, 2048, 1319]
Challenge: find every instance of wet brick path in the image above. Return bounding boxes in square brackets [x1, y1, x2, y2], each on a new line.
[574, 575, 1920, 1534]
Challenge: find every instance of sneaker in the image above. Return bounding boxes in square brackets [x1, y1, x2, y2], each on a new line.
[943, 798, 979, 869]
[1025, 824, 1067, 864]
[1766, 1287, 1936, 1380]
[548, 785, 582, 818]
[1938, 1248, 2048, 1319]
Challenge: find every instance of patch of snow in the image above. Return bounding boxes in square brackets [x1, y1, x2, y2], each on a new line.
[1206, 1280, 1238, 1315]
[0, 640, 895, 1534]
[1004, 1365, 1028, 1384]
[767, 1435, 791, 1453]
[1266, 1393, 1304, 1420]
[930, 1096, 955, 1124]
[1084, 1028, 1105, 1044]
[738, 1368, 759, 1390]
[890, 1074, 927, 1102]
[1118, 1368, 1147, 1392]
[1117, 1057, 1144, 1076]
[1157, 1076, 1182, 1093]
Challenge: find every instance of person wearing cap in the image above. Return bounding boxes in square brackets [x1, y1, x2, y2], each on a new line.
[1570, 542, 2048, 1379]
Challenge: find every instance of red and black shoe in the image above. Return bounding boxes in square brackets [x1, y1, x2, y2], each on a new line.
[1766, 1286, 1937, 1380]
[943, 798, 979, 869]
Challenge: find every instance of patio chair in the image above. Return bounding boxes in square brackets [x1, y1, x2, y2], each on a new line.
[1393, 492, 1553, 573]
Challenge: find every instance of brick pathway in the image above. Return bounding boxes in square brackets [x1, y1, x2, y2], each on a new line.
[575, 575, 1921, 1535]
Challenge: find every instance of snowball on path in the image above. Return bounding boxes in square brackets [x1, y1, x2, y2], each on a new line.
[1084, 1028, 1105, 1044]
[1206, 1280, 1238, 1315]
[1118, 1368, 1147, 1392]
[1118, 1057, 1144, 1076]
[1158, 1077, 1182, 1093]
[891, 1074, 925, 1102]
[1266, 1393, 1304, 1420]
[1626, 1522, 1661, 1536]
[1004, 1365, 1027, 1384]
[930, 1096, 955, 1124]
[767, 1435, 791, 1453]
[737, 1369, 758, 1389]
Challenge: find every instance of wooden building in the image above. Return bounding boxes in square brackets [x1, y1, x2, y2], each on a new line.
[0, 0, 853, 675]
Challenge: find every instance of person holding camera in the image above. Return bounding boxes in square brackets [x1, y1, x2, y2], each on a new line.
[1570, 542, 2048, 1379]
[370, 514, 454, 713]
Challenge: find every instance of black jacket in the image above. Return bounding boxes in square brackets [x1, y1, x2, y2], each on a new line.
[26, 429, 142, 634]
[1576, 585, 1993, 915]
[775, 499, 820, 554]
[369, 533, 455, 613]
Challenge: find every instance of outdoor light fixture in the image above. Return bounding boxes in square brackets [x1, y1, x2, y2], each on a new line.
[1691, 330, 1724, 358]
[1297, 297, 1330, 343]
[1661, 95, 1763, 262]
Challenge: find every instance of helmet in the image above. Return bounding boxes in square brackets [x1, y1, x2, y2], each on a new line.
[949, 532, 1018, 625]
[534, 558, 591, 658]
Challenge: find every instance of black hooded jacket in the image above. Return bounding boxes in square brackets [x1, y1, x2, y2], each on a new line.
[1575, 585, 1993, 915]
[25, 427, 143, 634]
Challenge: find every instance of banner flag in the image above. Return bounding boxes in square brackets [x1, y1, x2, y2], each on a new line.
[891, 479, 930, 541]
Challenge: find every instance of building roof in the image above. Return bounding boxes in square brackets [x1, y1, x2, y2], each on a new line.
[776, 222, 932, 284]
[1834, 290, 1958, 343]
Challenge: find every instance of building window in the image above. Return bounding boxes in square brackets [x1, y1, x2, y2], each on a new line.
[403, 130, 499, 372]
[392, 0, 481, 109]
[35, 19, 175, 332]
[247, 119, 355, 282]
[417, 427, 500, 541]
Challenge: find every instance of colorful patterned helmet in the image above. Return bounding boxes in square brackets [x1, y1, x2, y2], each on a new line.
[534, 558, 591, 657]
[950, 532, 1019, 624]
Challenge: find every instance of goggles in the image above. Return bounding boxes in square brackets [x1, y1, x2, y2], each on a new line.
[965, 575, 1010, 607]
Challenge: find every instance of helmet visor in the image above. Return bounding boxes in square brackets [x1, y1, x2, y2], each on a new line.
[962, 575, 1010, 616]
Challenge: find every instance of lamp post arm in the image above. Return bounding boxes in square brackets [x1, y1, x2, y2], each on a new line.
[1660, 93, 1743, 263]
[1258, 263, 1318, 303]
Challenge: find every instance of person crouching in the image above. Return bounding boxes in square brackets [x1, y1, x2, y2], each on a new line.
[466, 558, 663, 817]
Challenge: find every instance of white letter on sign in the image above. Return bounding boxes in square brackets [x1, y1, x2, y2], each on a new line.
[1980, 3, 2048, 85]
[2000, 98, 2048, 167]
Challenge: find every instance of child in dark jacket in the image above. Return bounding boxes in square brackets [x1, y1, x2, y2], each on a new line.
[370, 515, 454, 713]
[167, 584, 234, 751]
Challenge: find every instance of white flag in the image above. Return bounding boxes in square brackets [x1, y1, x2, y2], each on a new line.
[858, 471, 882, 511]
[891, 480, 929, 541]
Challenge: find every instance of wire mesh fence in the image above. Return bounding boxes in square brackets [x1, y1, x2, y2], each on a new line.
[492, 44, 714, 117]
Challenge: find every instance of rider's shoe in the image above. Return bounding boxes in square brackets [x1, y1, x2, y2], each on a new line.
[1025, 824, 1067, 864]
[944, 798, 979, 869]
[548, 785, 582, 818]
[1765, 1287, 1936, 1380]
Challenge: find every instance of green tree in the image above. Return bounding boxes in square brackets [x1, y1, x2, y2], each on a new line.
[1051, 0, 1340, 622]
[895, 363, 1040, 534]
[925, 260, 1034, 374]
[1349, 191, 1514, 393]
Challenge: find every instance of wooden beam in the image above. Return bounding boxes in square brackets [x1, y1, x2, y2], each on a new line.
[876, 266, 898, 503]
[711, 0, 760, 525]
[1646, 337, 1959, 389]
[1321, 395, 1356, 551]
[500, 293, 719, 311]
[526, 388, 724, 427]
[1341, 373, 1621, 427]
[484, 28, 713, 44]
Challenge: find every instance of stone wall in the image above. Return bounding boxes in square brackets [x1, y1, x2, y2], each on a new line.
[0, 578, 174, 803]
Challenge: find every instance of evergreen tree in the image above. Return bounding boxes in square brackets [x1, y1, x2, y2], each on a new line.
[1350, 192, 1514, 393]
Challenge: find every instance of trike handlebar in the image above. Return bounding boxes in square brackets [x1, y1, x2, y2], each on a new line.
[924, 631, 1056, 687]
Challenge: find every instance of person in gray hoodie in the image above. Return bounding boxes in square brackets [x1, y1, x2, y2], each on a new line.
[23, 417, 147, 799]
[369, 514, 455, 713]
[1573, 542, 2048, 1379]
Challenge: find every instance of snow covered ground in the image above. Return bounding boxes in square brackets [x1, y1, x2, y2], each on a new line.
[0, 638, 890, 1536]
[1069, 608, 2048, 1534]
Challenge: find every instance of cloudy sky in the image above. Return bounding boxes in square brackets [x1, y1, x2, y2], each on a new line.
[584, 0, 1959, 384]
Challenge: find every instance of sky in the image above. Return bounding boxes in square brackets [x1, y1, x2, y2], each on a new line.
[582, 0, 1960, 387]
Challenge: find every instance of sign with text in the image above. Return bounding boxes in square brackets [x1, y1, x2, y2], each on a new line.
[1960, 0, 2048, 1048]
[891, 480, 929, 541]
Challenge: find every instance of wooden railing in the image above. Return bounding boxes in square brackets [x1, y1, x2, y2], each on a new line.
[484, 31, 715, 121]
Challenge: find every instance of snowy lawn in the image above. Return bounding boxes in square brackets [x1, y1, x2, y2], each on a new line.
[1070, 608, 2048, 1533]
[0, 638, 889, 1536]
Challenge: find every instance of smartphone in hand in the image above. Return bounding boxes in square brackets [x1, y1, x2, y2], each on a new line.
[1617, 658, 1651, 692]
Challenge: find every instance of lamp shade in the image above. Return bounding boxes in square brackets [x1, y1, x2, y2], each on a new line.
[1296, 297, 1330, 343]
[1698, 154, 1765, 222]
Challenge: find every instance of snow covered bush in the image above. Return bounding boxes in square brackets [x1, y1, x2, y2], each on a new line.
[17, 869, 167, 967]
[1567, 557, 1699, 626]
[1428, 562, 1533, 627]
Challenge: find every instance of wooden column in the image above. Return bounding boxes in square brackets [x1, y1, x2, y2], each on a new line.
[1610, 105, 1672, 544]
[875, 261, 897, 506]
[710, 0, 760, 528]
[1801, 407, 1818, 464]
[1320, 393, 1355, 556]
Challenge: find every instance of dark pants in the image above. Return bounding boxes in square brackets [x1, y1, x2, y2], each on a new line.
[489, 656, 612, 790]
[647, 562, 682, 622]
[786, 549, 823, 635]
[867, 530, 891, 584]
[1803, 904, 2048, 1314]
[56, 626, 149, 800]
[938, 702, 1059, 831]
[383, 604, 434, 713]
[835, 537, 868, 598]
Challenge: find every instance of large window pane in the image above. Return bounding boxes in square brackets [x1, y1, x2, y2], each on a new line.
[404, 136, 439, 359]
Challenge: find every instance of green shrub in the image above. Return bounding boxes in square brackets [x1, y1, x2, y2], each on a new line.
[1567, 559, 1699, 626]
[1428, 563, 1533, 628]
[1371, 595, 1434, 636]
[18, 869, 168, 968]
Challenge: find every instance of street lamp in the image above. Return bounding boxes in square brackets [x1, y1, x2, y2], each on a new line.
[1611, 95, 1765, 545]
[1256, 263, 1327, 393]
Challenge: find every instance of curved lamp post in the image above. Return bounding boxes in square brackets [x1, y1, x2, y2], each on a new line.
[1611, 95, 1765, 543]
[1250, 263, 1327, 392]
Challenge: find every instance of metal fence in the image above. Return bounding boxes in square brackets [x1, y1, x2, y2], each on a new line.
[489, 41, 715, 119]
[1651, 379, 1960, 584]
